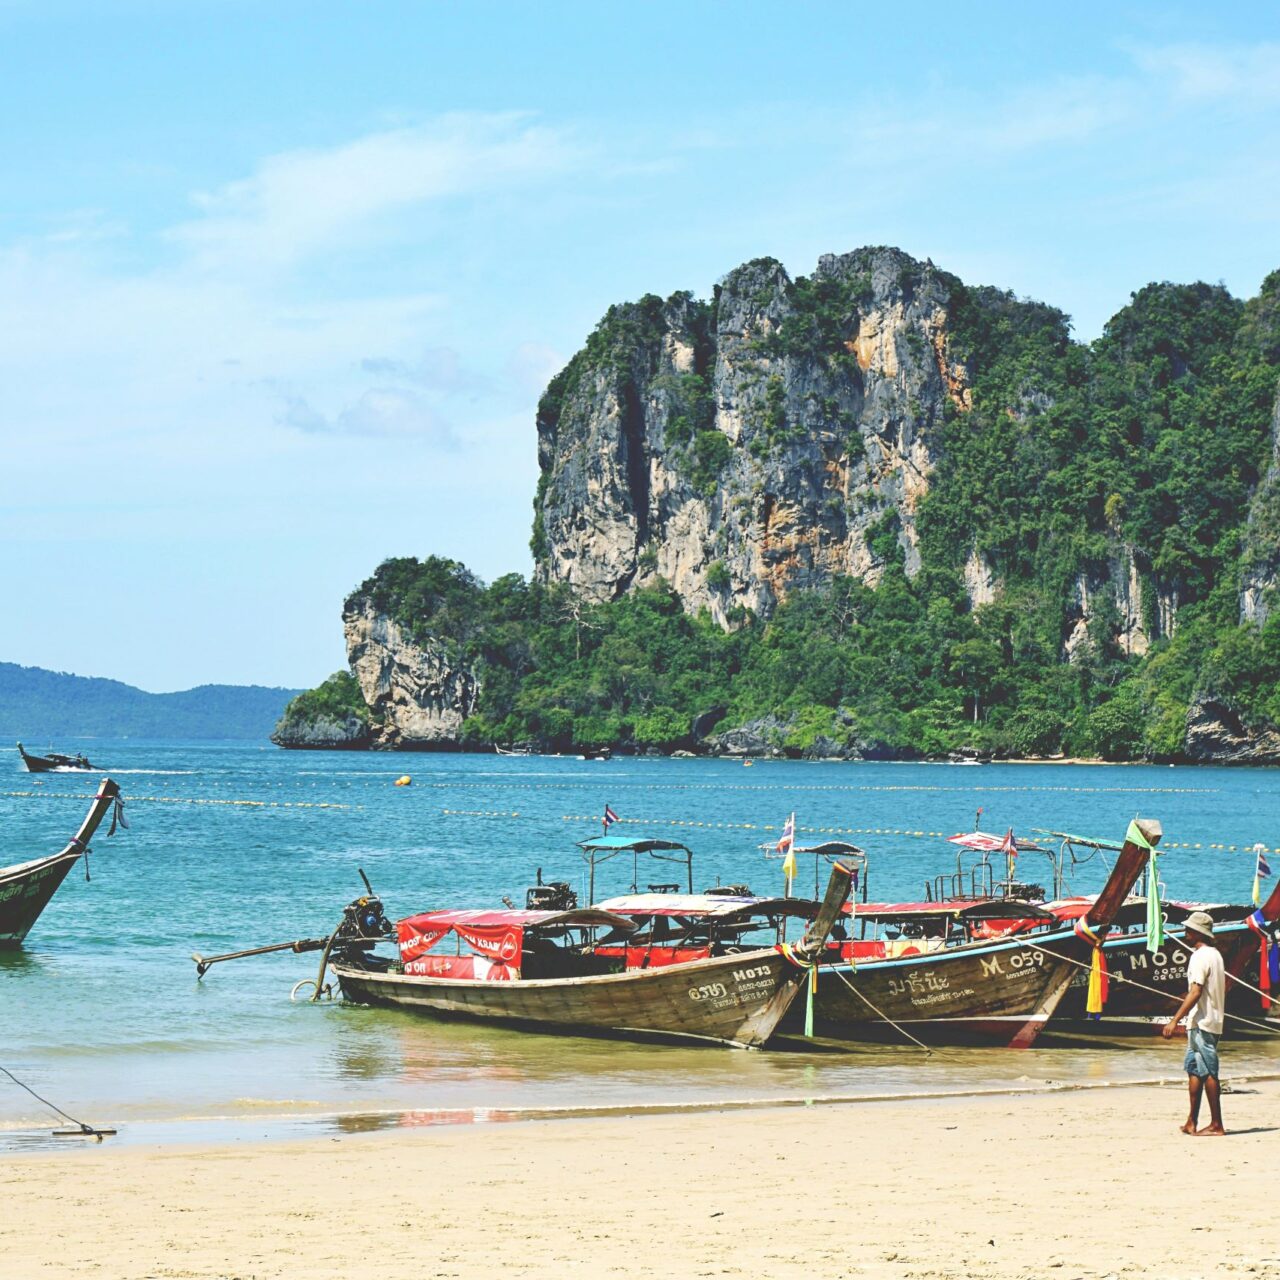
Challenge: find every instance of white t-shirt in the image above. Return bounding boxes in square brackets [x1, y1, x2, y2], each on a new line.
[1186, 944, 1225, 1036]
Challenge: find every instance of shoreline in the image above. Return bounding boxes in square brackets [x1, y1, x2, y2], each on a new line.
[12, 1068, 1280, 1156]
[2, 1081, 1276, 1278]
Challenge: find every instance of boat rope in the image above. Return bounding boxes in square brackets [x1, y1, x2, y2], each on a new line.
[1, 791, 354, 810]
[1016, 938, 1280, 1038]
[0, 1062, 113, 1139]
[827, 965, 933, 1055]
[437, 807, 1280, 857]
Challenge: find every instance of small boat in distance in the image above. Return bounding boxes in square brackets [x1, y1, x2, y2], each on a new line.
[17, 742, 96, 773]
[0, 778, 122, 947]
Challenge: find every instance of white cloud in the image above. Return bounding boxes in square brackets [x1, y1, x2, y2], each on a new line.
[1134, 42, 1280, 106]
[360, 345, 488, 393]
[278, 387, 456, 441]
[168, 112, 582, 274]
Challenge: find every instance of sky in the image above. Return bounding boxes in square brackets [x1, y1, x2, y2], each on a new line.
[2, 1, 1279, 691]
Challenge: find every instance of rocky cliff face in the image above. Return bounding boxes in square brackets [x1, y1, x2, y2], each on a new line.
[1240, 386, 1280, 627]
[271, 712, 371, 750]
[1184, 695, 1280, 764]
[534, 248, 971, 624]
[343, 598, 479, 749]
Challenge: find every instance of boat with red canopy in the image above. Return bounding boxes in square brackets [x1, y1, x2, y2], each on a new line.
[328, 862, 855, 1048]
[775, 819, 1161, 1047]
[810, 824, 1280, 1031]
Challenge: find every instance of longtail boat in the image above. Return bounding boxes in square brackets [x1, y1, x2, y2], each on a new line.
[0, 778, 122, 947]
[919, 826, 1280, 1027]
[17, 742, 96, 773]
[1047, 886, 1280, 1027]
[328, 861, 854, 1048]
[778, 819, 1160, 1047]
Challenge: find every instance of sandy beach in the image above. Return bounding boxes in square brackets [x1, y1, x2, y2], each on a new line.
[3, 1080, 1276, 1280]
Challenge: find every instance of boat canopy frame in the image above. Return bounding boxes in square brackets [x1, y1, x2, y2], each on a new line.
[761, 840, 869, 903]
[574, 836, 694, 903]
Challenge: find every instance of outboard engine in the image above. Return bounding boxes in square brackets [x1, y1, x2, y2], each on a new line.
[526, 882, 577, 911]
[337, 894, 392, 942]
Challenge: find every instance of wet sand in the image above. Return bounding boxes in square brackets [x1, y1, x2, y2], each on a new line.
[2, 1080, 1276, 1279]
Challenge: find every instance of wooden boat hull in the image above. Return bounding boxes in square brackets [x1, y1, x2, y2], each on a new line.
[786, 929, 1085, 1048]
[1051, 922, 1265, 1027]
[333, 946, 810, 1049]
[0, 778, 120, 948]
[0, 853, 80, 948]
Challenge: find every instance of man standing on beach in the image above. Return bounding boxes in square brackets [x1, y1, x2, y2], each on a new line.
[1161, 910, 1226, 1136]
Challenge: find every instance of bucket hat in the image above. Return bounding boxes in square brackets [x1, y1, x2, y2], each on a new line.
[1183, 910, 1215, 940]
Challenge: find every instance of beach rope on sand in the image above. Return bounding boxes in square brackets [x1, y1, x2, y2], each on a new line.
[0, 1063, 115, 1141]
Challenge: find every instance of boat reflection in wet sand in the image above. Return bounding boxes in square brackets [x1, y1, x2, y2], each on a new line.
[329, 862, 854, 1048]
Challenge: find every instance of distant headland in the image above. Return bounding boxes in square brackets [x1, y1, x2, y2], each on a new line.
[1, 662, 300, 741]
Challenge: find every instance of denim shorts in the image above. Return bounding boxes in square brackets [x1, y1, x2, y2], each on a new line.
[1184, 1027, 1221, 1079]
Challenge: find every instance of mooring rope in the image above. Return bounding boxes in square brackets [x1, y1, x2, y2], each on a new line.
[1017, 937, 1280, 1037]
[827, 966, 934, 1055]
[0, 1063, 110, 1138]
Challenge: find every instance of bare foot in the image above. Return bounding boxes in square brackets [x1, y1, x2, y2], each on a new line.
[1192, 1124, 1226, 1136]
[1180, 1121, 1198, 1135]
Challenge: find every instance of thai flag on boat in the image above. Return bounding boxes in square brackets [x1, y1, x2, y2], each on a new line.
[1001, 827, 1016, 866]
[603, 804, 620, 833]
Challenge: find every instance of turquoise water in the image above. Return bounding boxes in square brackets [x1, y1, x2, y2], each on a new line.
[3, 745, 1279, 1148]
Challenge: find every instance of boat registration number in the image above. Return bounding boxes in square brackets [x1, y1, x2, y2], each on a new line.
[687, 964, 772, 1004]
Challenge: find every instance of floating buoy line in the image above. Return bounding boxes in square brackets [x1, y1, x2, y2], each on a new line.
[1, 791, 355, 810]
[440, 807, 1280, 855]
[425, 780, 1218, 795]
[5, 787, 1272, 850]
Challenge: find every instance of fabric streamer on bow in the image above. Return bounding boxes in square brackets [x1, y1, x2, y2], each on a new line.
[1074, 917, 1109, 1018]
[1246, 910, 1280, 1012]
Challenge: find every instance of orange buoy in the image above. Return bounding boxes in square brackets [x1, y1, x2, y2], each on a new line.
[394, 775, 412, 787]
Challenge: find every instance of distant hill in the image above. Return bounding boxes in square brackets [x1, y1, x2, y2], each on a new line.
[0, 662, 302, 741]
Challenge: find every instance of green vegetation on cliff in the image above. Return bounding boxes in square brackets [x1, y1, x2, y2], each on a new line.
[276, 671, 371, 729]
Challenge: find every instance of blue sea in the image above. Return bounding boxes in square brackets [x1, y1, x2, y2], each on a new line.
[3, 744, 1279, 1149]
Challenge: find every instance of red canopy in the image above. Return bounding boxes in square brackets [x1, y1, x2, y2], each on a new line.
[397, 907, 634, 968]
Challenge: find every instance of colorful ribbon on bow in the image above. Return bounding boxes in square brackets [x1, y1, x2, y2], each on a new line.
[1246, 909, 1280, 1012]
[1074, 917, 1109, 1018]
[778, 942, 818, 1036]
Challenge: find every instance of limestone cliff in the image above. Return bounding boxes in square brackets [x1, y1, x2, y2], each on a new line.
[534, 248, 970, 623]
[1240, 385, 1280, 627]
[343, 597, 479, 749]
